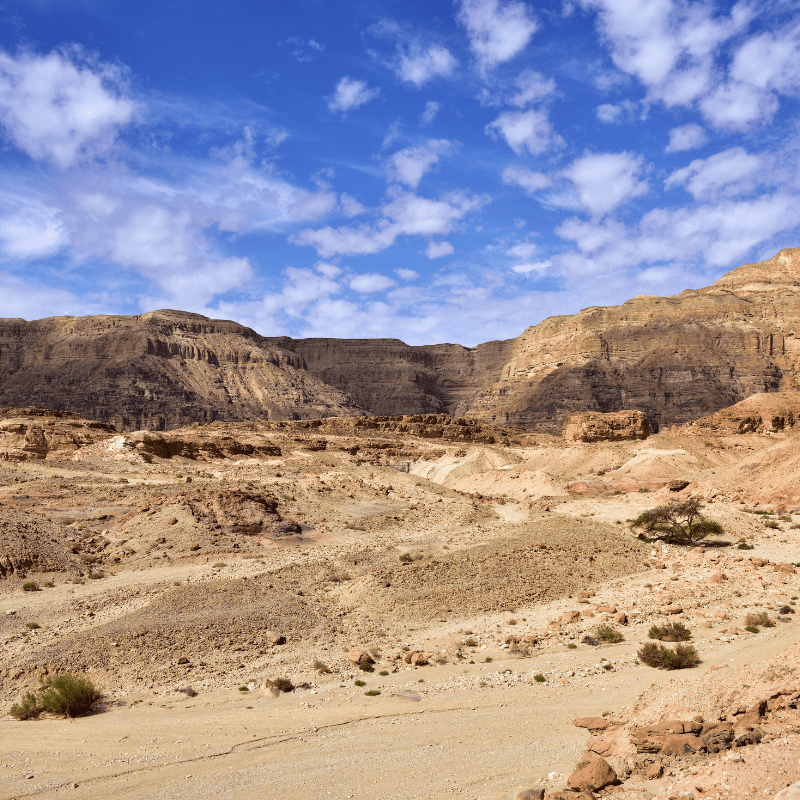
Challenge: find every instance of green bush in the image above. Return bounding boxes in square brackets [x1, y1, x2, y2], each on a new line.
[737, 542, 754, 550]
[631, 499, 723, 546]
[464, 638, 478, 647]
[9, 692, 41, 720]
[269, 677, 294, 693]
[648, 622, 691, 642]
[744, 624, 759, 633]
[25, 622, 40, 630]
[595, 626, 624, 643]
[312, 660, 331, 674]
[779, 605, 794, 615]
[22, 581, 40, 592]
[745, 611, 774, 628]
[638, 642, 700, 670]
[534, 674, 546, 683]
[354, 679, 366, 687]
[364, 690, 380, 696]
[399, 553, 413, 563]
[10, 674, 103, 719]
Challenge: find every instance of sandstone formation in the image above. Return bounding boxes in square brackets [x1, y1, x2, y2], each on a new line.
[267, 336, 513, 415]
[0, 310, 362, 430]
[462, 248, 800, 432]
[3, 249, 800, 434]
[563, 410, 651, 442]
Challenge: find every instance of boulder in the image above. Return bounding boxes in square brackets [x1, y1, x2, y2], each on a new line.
[566, 751, 617, 792]
[573, 717, 610, 732]
[775, 780, 800, 799]
[560, 610, 582, 624]
[348, 649, 374, 667]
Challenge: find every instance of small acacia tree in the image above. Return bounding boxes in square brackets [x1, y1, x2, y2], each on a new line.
[631, 499, 723, 546]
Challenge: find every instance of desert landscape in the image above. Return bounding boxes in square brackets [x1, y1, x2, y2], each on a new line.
[1, 250, 800, 800]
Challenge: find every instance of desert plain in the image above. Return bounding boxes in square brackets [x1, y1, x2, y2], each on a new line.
[1, 398, 799, 800]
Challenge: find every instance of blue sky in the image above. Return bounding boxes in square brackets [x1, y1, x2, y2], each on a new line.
[1, 0, 799, 346]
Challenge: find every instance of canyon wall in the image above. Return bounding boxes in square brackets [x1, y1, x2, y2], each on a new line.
[0, 310, 363, 430]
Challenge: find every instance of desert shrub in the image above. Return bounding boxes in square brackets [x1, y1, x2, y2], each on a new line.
[22, 581, 40, 592]
[534, 674, 546, 683]
[507, 618, 517, 625]
[744, 624, 759, 633]
[358, 663, 374, 673]
[312, 660, 331, 674]
[238, 686, 249, 692]
[779, 605, 794, 615]
[16, 674, 103, 718]
[364, 690, 380, 696]
[464, 638, 478, 647]
[638, 642, 700, 670]
[764, 521, 780, 529]
[745, 611, 774, 628]
[41, 579, 54, 588]
[379, 670, 389, 676]
[631, 499, 723, 546]
[354, 679, 366, 687]
[399, 553, 413, 563]
[595, 626, 624, 643]
[567, 643, 577, 649]
[484, 657, 492, 663]
[25, 622, 40, 630]
[648, 622, 691, 642]
[212, 562, 227, 568]
[269, 677, 294, 693]
[581, 635, 599, 646]
[737, 542, 754, 550]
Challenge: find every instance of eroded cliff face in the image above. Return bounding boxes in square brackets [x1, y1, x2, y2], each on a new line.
[462, 248, 800, 432]
[0, 311, 363, 430]
[267, 336, 513, 416]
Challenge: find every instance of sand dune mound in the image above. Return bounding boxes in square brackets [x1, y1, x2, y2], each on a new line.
[24, 575, 327, 678]
[0, 507, 81, 578]
[367, 516, 648, 619]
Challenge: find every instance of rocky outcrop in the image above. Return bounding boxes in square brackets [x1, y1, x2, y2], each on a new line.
[563, 410, 650, 442]
[267, 336, 513, 416]
[0, 408, 116, 460]
[0, 311, 363, 430]
[462, 248, 800, 432]
[685, 390, 800, 435]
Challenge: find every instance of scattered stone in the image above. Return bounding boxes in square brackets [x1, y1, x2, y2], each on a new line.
[566, 751, 617, 792]
[348, 649, 374, 667]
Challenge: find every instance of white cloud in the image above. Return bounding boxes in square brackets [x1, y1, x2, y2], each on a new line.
[699, 81, 779, 130]
[0, 46, 136, 168]
[326, 77, 380, 113]
[386, 139, 453, 188]
[349, 273, 397, 293]
[288, 188, 338, 221]
[665, 123, 707, 152]
[0, 193, 66, 258]
[0, 273, 97, 320]
[596, 103, 622, 123]
[665, 147, 762, 201]
[397, 44, 457, 87]
[511, 259, 551, 274]
[426, 240, 454, 258]
[456, 0, 539, 72]
[368, 21, 456, 87]
[562, 151, 648, 217]
[396, 267, 418, 280]
[730, 26, 800, 93]
[420, 100, 440, 126]
[510, 69, 555, 107]
[339, 193, 366, 218]
[485, 108, 563, 156]
[501, 165, 551, 193]
[262, 266, 341, 318]
[316, 262, 342, 278]
[294, 190, 484, 258]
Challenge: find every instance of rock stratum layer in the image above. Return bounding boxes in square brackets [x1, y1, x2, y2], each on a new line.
[0, 310, 362, 430]
[462, 248, 800, 432]
[1, 248, 800, 431]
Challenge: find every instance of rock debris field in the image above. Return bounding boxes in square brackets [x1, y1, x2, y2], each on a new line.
[1, 404, 799, 800]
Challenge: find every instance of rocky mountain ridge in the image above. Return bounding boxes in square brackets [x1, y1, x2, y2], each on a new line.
[1, 248, 799, 431]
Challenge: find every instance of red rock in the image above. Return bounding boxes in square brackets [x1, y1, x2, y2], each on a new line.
[566, 751, 617, 791]
[348, 649, 374, 666]
[573, 717, 610, 731]
[560, 610, 582, 624]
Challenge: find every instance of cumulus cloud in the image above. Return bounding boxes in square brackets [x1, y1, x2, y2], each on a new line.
[288, 188, 339, 221]
[420, 100, 440, 126]
[485, 108, 563, 156]
[396, 267, 418, 280]
[339, 193, 366, 218]
[368, 20, 456, 87]
[501, 165, 551, 193]
[563, 151, 648, 217]
[386, 139, 453, 188]
[665, 147, 763, 201]
[0, 46, 136, 168]
[665, 123, 707, 152]
[326, 77, 380, 113]
[510, 69, 555, 107]
[699, 81, 779, 130]
[456, 0, 539, 72]
[425, 240, 454, 258]
[0, 192, 66, 258]
[349, 273, 397, 292]
[293, 190, 484, 258]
